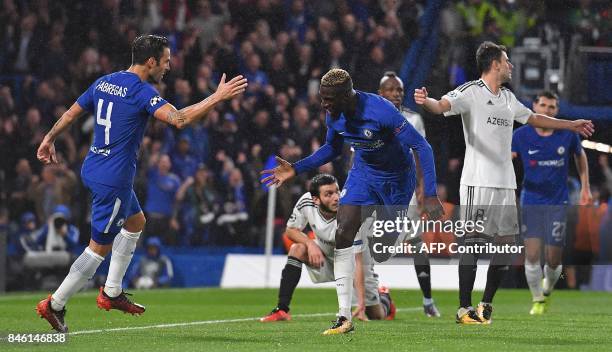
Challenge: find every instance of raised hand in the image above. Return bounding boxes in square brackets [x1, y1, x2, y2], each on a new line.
[215, 73, 248, 101]
[260, 156, 296, 188]
[414, 87, 429, 105]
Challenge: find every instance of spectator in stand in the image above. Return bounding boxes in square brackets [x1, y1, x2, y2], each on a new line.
[18, 107, 46, 164]
[286, 0, 310, 43]
[128, 237, 174, 289]
[28, 163, 77, 222]
[170, 134, 199, 181]
[566, 185, 608, 288]
[599, 2, 612, 46]
[569, 0, 604, 45]
[217, 167, 250, 245]
[290, 103, 316, 153]
[144, 155, 181, 245]
[34, 205, 80, 253]
[188, 0, 230, 52]
[9, 159, 37, 219]
[172, 79, 194, 110]
[6, 211, 38, 290]
[354, 46, 388, 92]
[8, 212, 39, 257]
[176, 164, 221, 245]
[242, 53, 270, 97]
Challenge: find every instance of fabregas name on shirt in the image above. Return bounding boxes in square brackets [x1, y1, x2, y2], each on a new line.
[95, 81, 128, 97]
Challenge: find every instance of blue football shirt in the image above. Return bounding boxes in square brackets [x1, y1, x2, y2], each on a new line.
[512, 125, 582, 205]
[77, 71, 168, 188]
[293, 90, 437, 196]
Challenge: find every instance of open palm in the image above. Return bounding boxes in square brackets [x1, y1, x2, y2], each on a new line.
[260, 156, 296, 188]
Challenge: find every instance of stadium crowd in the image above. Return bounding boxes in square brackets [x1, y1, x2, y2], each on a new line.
[0, 0, 610, 257]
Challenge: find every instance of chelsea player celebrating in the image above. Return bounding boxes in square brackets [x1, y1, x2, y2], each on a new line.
[35, 35, 247, 333]
[261, 68, 444, 335]
[512, 91, 592, 315]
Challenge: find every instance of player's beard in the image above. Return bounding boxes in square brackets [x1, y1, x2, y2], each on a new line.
[149, 67, 165, 84]
[319, 203, 337, 216]
[147, 75, 162, 84]
[502, 71, 511, 83]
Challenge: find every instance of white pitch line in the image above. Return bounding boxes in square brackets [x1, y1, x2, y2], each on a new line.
[69, 307, 422, 336]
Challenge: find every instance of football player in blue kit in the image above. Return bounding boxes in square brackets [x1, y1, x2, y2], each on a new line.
[512, 91, 592, 315]
[261, 68, 444, 334]
[35, 35, 247, 333]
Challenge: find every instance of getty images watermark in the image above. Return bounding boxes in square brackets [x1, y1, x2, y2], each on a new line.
[370, 217, 524, 255]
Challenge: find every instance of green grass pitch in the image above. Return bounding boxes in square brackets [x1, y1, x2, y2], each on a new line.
[1, 288, 610, 351]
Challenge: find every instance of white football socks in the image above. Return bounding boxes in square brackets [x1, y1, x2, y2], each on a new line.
[524, 259, 544, 302]
[334, 247, 355, 320]
[51, 247, 104, 311]
[543, 264, 562, 296]
[104, 229, 141, 298]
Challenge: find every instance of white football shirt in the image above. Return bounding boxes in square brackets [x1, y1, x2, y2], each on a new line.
[401, 106, 426, 207]
[442, 79, 532, 189]
[401, 107, 426, 137]
[287, 192, 366, 257]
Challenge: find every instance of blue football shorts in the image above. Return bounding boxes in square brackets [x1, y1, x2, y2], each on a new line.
[83, 178, 142, 245]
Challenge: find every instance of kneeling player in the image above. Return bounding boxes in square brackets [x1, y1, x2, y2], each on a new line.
[260, 174, 394, 322]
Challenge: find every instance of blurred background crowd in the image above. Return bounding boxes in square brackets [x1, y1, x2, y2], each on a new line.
[0, 0, 610, 290]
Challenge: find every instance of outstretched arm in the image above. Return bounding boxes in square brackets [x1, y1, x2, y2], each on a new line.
[154, 74, 247, 129]
[38, 102, 87, 164]
[260, 127, 344, 187]
[383, 106, 443, 219]
[527, 114, 594, 138]
[291, 128, 344, 174]
[396, 126, 444, 219]
[395, 123, 436, 195]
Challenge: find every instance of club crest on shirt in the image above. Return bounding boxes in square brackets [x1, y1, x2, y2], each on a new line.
[448, 91, 458, 98]
[557, 146, 565, 155]
[364, 129, 373, 139]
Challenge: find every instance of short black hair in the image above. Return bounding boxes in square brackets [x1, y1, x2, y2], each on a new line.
[476, 41, 507, 74]
[131, 35, 169, 65]
[309, 174, 337, 198]
[535, 91, 559, 104]
[379, 71, 403, 88]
